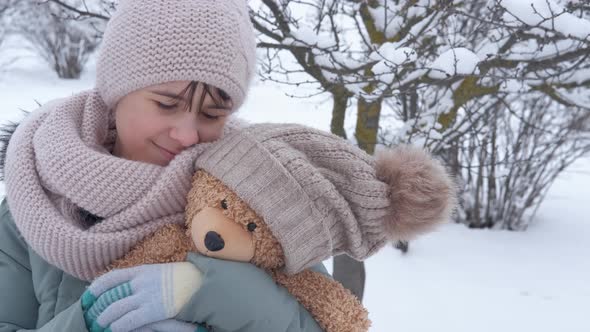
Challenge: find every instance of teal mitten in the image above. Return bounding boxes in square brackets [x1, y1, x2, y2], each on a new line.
[132, 319, 209, 332]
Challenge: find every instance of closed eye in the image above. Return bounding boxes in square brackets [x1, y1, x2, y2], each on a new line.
[200, 112, 220, 120]
[155, 101, 178, 110]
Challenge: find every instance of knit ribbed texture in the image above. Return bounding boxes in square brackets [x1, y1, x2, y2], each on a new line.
[195, 124, 393, 275]
[4, 89, 242, 281]
[81, 261, 203, 331]
[96, 0, 256, 110]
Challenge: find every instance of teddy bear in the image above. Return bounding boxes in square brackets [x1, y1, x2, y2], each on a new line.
[106, 123, 457, 332]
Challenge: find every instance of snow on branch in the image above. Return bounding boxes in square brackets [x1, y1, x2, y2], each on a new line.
[500, 0, 590, 40]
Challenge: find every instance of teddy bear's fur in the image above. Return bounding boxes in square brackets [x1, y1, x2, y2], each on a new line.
[107, 170, 371, 332]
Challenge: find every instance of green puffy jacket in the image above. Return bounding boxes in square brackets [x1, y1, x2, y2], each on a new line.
[0, 199, 325, 332]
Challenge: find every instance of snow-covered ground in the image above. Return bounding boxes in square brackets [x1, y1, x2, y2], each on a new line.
[1, 41, 588, 332]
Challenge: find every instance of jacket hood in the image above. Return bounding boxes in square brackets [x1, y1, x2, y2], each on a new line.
[0, 119, 22, 181]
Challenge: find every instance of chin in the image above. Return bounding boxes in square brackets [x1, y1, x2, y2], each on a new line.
[154, 159, 170, 167]
[137, 155, 169, 167]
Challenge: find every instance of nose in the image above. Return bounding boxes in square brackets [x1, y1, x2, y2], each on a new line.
[204, 231, 225, 251]
[170, 116, 200, 147]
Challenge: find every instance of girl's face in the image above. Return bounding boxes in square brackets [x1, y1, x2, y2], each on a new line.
[112, 81, 232, 166]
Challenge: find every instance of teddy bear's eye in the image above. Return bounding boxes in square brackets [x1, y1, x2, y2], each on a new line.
[247, 222, 257, 232]
[220, 199, 228, 210]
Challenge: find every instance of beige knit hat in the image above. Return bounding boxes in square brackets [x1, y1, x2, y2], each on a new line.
[195, 124, 457, 275]
[96, 0, 256, 110]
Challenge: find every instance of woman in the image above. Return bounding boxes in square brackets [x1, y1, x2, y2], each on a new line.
[0, 0, 326, 331]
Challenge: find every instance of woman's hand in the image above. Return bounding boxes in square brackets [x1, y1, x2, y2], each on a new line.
[174, 253, 325, 332]
[81, 262, 203, 332]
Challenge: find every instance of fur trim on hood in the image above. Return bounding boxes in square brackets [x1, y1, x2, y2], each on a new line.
[0, 120, 21, 181]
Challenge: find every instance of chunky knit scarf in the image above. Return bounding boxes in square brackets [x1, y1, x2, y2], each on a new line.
[4, 89, 240, 281]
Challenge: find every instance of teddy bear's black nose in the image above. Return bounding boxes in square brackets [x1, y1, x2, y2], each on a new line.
[205, 231, 225, 251]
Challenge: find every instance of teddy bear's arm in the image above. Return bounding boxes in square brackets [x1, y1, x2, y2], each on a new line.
[107, 224, 194, 271]
[271, 269, 371, 332]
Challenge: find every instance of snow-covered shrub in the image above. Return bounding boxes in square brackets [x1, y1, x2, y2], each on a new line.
[0, 1, 10, 50]
[251, 0, 590, 230]
[9, 0, 105, 79]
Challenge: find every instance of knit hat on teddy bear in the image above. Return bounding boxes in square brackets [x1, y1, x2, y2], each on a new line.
[194, 123, 457, 275]
[96, 0, 256, 110]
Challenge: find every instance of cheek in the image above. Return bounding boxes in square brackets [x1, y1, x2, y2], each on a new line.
[116, 105, 169, 142]
[197, 118, 229, 142]
[251, 228, 285, 269]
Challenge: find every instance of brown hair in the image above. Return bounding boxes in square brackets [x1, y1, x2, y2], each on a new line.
[176, 81, 232, 112]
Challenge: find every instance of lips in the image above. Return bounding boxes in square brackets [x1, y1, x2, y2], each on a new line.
[153, 142, 181, 161]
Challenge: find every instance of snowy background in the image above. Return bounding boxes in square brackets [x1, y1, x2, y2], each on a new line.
[0, 30, 589, 332]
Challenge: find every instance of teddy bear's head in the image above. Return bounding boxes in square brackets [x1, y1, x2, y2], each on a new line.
[185, 169, 286, 270]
